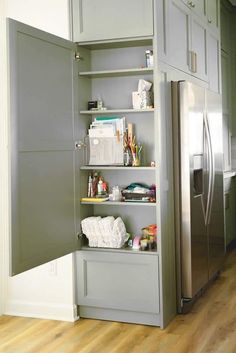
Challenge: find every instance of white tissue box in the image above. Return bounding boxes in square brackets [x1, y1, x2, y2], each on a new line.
[132, 91, 153, 109]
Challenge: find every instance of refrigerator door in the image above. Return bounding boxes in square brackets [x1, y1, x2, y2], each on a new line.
[174, 81, 209, 299]
[206, 90, 225, 278]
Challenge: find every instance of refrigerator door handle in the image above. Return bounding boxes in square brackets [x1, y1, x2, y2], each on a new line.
[203, 113, 214, 226]
[205, 113, 215, 225]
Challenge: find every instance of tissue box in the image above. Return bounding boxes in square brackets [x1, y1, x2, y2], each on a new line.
[132, 91, 153, 109]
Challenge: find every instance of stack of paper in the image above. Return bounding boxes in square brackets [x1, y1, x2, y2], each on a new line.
[89, 116, 126, 138]
[87, 116, 125, 165]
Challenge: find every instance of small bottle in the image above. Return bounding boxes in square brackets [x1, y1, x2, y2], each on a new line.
[145, 50, 154, 68]
[97, 177, 103, 195]
[87, 173, 92, 197]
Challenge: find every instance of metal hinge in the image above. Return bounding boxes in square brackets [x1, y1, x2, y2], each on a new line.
[75, 52, 83, 61]
[77, 233, 83, 239]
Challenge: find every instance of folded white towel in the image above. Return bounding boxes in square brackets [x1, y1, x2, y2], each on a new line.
[81, 216, 127, 248]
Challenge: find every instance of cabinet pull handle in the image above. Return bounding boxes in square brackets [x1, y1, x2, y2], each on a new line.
[192, 52, 197, 73]
[189, 51, 197, 73]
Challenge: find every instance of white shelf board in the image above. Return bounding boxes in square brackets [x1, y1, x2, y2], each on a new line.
[78, 37, 153, 50]
[81, 201, 156, 206]
[79, 67, 153, 78]
[80, 108, 154, 114]
[81, 246, 158, 255]
[80, 166, 155, 170]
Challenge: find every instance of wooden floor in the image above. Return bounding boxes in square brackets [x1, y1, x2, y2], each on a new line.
[1, 251, 236, 353]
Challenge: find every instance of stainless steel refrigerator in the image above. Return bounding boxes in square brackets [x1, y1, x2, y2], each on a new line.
[171, 81, 225, 313]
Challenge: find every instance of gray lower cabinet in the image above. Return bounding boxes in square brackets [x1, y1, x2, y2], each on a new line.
[76, 250, 160, 326]
[224, 178, 236, 248]
[72, 0, 154, 42]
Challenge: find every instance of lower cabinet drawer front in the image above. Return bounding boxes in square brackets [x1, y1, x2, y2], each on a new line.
[76, 251, 159, 314]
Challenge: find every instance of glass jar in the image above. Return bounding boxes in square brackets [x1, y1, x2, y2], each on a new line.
[112, 186, 122, 201]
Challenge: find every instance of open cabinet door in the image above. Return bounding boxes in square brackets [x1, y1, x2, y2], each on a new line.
[8, 19, 79, 275]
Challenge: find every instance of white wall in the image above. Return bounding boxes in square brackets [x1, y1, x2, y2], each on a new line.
[1, 0, 77, 321]
[6, 0, 71, 38]
[0, 0, 9, 316]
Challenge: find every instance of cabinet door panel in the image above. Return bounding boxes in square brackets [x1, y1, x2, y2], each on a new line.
[207, 0, 219, 29]
[181, 0, 205, 17]
[76, 251, 160, 314]
[208, 32, 220, 93]
[72, 0, 153, 42]
[191, 16, 207, 81]
[192, 0, 205, 17]
[168, 0, 191, 73]
[8, 19, 79, 275]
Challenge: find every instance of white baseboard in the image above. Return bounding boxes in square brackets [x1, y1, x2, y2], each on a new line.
[4, 300, 79, 322]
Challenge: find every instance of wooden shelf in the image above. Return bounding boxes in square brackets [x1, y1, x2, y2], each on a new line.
[79, 67, 153, 78]
[80, 108, 154, 114]
[80, 166, 155, 170]
[81, 201, 156, 206]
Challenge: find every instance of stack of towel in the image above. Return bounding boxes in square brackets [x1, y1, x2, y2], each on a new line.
[81, 216, 128, 248]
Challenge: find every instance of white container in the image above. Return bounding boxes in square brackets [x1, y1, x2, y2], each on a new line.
[132, 91, 153, 109]
[112, 186, 122, 201]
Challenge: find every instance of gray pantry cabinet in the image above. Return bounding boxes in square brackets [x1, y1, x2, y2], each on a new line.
[8, 17, 175, 327]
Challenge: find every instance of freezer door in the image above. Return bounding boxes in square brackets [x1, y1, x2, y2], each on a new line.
[8, 19, 80, 275]
[177, 82, 209, 298]
[205, 90, 225, 278]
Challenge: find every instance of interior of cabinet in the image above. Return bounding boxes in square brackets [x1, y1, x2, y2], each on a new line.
[76, 39, 157, 254]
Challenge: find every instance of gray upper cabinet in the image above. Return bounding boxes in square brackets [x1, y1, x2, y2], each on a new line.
[206, 0, 219, 30]
[167, 0, 221, 86]
[190, 14, 208, 81]
[168, 0, 191, 74]
[8, 19, 81, 275]
[207, 30, 220, 93]
[182, 0, 206, 18]
[72, 0, 153, 42]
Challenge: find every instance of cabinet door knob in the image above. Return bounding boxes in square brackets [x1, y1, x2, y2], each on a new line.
[208, 19, 212, 24]
[188, 1, 195, 8]
[75, 141, 86, 150]
[75, 52, 83, 61]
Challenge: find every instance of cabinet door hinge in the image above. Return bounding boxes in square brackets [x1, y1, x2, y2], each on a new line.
[75, 52, 83, 61]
